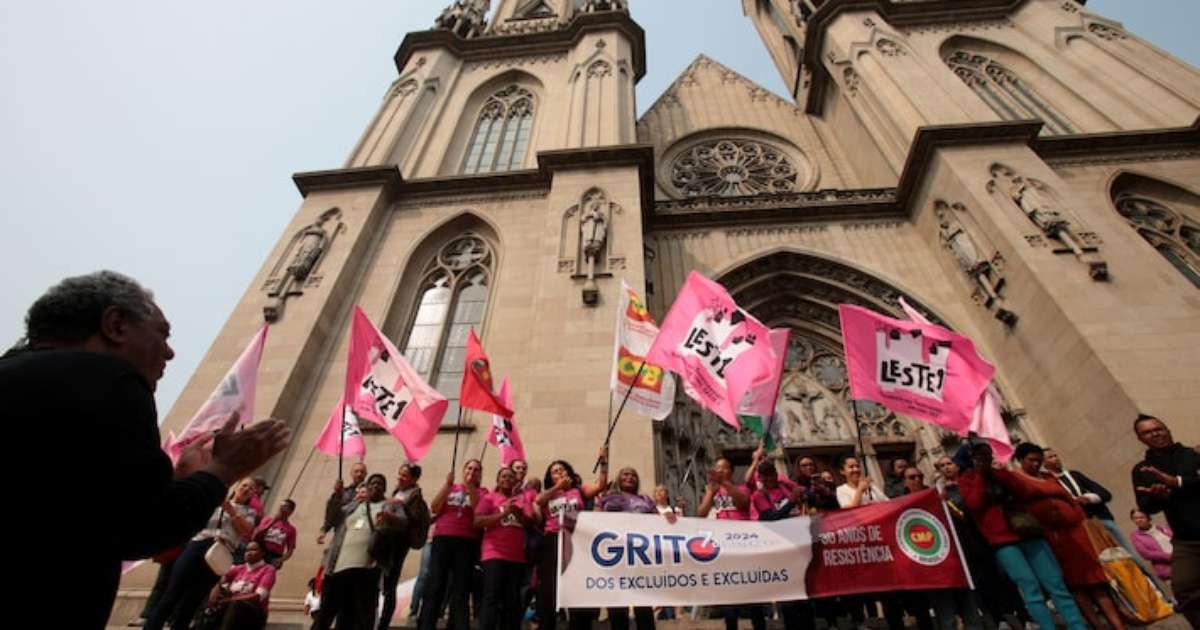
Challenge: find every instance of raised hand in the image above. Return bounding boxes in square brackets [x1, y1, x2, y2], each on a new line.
[207, 412, 291, 485]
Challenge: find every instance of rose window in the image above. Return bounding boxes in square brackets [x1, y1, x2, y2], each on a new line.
[670, 140, 798, 197]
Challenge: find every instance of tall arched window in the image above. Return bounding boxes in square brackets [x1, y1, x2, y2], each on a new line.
[402, 233, 495, 422]
[944, 50, 1076, 135]
[461, 85, 535, 175]
[1113, 191, 1200, 288]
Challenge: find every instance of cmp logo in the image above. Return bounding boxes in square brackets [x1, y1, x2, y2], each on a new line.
[895, 509, 951, 566]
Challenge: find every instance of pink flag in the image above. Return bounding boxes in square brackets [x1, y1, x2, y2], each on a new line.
[645, 271, 777, 428]
[166, 324, 268, 462]
[898, 298, 1013, 461]
[839, 304, 994, 436]
[486, 379, 525, 466]
[344, 307, 448, 461]
[314, 402, 366, 458]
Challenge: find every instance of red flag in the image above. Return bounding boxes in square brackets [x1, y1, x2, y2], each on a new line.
[459, 329, 513, 417]
[344, 307, 447, 461]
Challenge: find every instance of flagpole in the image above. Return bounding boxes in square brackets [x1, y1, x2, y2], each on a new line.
[286, 446, 318, 500]
[479, 438, 489, 465]
[338, 402, 346, 482]
[850, 399, 874, 501]
[595, 360, 648, 473]
[450, 405, 465, 472]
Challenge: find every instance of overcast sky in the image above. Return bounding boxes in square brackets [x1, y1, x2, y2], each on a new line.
[2, 0, 1197, 416]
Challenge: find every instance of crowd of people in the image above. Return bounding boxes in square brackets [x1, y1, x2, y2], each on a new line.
[287, 412, 1193, 630]
[6, 272, 1195, 630]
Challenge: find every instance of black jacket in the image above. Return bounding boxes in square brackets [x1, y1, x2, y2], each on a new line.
[1053, 469, 1115, 521]
[0, 348, 227, 629]
[1131, 442, 1200, 541]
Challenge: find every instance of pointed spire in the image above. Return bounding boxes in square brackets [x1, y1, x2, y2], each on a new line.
[433, 0, 492, 39]
[581, 0, 628, 14]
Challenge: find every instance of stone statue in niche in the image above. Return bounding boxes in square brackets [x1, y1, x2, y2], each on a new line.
[560, 188, 620, 306]
[934, 200, 1017, 326]
[988, 164, 1108, 281]
[263, 207, 344, 322]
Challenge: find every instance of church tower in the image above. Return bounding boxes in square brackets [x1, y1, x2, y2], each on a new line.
[113, 0, 1199, 622]
[116, 0, 656, 616]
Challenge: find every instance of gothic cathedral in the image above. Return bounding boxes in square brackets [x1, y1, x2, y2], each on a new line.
[116, 0, 1200, 615]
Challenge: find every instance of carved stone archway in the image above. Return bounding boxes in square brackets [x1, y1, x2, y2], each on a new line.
[653, 251, 1030, 507]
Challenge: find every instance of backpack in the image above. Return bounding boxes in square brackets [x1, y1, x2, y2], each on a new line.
[404, 490, 432, 550]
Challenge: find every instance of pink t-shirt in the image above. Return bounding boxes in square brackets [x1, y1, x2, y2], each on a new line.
[253, 518, 297, 557]
[433, 484, 482, 540]
[476, 492, 532, 563]
[223, 562, 277, 611]
[713, 484, 752, 520]
[543, 487, 585, 534]
[751, 481, 798, 520]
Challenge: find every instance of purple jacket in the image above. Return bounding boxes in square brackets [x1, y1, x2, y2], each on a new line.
[1130, 525, 1174, 580]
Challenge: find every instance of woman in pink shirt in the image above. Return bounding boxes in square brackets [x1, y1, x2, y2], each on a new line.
[417, 458, 483, 630]
[475, 466, 536, 630]
[204, 541, 276, 630]
[535, 450, 608, 630]
[698, 456, 763, 630]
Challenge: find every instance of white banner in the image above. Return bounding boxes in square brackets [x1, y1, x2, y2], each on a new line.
[557, 512, 812, 608]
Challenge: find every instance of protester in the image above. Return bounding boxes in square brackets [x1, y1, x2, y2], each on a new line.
[378, 463, 428, 630]
[303, 578, 320, 620]
[252, 500, 297, 570]
[313, 473, 399, 630]
[751, 464, 814, 630]
[0, 271, 290, 629]
[596, 467, 657, 630]
[884, 457, 911, 499]
[903, 466, 981, 630]
[419, 459, 485, 630]
[698, 456, 764, 630]
[249, 477, 269, 516]
[1130, 510, 1175, 595]
[653, 484, 686, 523]
[936, 455, 1026, 630]
[958, 442, 1089, 630]
[198, 541, 276, 630]
[319, 462, 368, 544]
[835, 455, 885, 508]
[1131, 414, 1199, 626]
[475, 466, 536, 630]
[793, 456, 838, 513]
[1044, 446, 1160, 581]
[535, 451, 608, 630]
[144, 478, 263, 630]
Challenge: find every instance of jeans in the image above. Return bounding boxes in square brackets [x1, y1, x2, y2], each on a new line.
[478, 559, 525, 630]
[409, 542, 435, 618]
[418, 536, 480, 630]
[144, 538, 221, 630]
[377, 548, 410, 630]
[993, 539, 1087, 630]
[139, 560, 174, 619]
[311, 567, 381, 630]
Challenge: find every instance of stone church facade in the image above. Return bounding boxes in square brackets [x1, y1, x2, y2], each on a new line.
[116, 0, 1200, 616]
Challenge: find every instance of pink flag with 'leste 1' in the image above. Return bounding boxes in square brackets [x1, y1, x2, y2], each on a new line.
[645, 271, 778, 428]
[897, 298, 1013, 461]
[314, 401, 366, 458]
[166, 324, 268, 463]
[839, 304, 994, 436]
[486, 379, 526, 466]
[343, 307, 448, 462]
